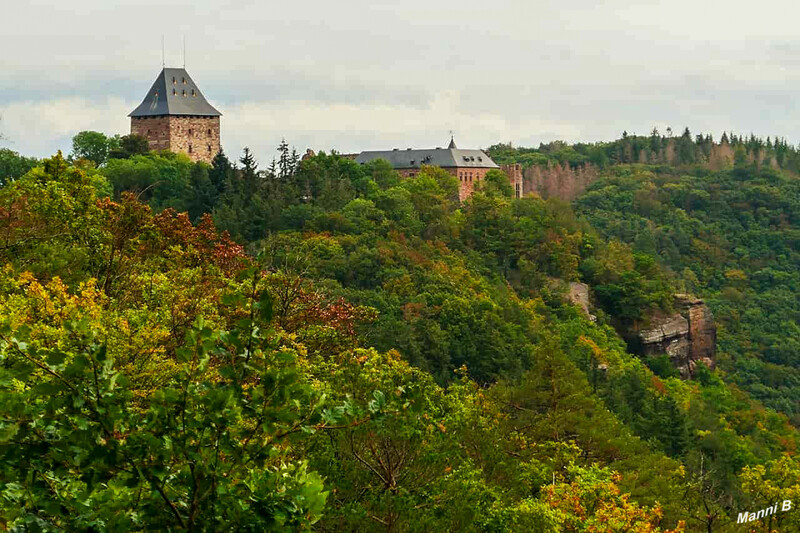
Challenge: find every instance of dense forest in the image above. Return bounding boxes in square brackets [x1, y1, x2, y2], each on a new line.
[1, 129, 800, 531]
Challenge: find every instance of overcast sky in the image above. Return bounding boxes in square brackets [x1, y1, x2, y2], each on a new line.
[2, 0, 799, 164]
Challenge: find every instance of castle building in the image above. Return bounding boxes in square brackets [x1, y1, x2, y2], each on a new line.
[129, 67, 221, 164]
[355, 137, 522, 201]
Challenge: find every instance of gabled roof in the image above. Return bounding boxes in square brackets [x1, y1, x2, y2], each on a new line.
[129, 67, 222, 117]
[355, 147, 498, 170]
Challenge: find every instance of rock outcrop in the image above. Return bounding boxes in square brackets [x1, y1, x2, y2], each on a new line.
[567, 282, 591, 316]
[637, 295, 716, 379]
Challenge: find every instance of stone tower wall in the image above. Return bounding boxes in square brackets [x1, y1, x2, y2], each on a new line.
[131, 115, 220, 164]
[131, 116, 172, 152]
[501, 163, 523, 198]
[167, 116, 220, 164]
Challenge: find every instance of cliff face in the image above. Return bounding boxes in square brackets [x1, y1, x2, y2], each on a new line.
[637, 295, 716, 378]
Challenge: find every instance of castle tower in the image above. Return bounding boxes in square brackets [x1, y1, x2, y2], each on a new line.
[129, 67, 221, 164]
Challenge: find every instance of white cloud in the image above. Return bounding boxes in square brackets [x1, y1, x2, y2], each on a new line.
[4, 0, 800, 158]
[1, 98, 130, 156]
[0, 92, 581, 165]
[222, 92, 581, 162]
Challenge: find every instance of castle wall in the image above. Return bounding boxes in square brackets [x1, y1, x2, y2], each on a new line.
[398, 165, 521, 202]
[501, 163, 523, 199]
[131, 116, 172, 151]
[130, 115, 220, 164]
[167, 116, 220, 164]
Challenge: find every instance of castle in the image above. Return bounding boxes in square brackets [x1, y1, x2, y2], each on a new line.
[129, 67, 221, 164]
[355, 137, 523, 201]
[130, 69, 522, 198]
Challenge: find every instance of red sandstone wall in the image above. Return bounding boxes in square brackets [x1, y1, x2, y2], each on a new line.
[131, 116, 171, 152]
[454, 167, 491, 201]
[501, 163, 523, 198]
[398, 167, 488, 201]
[400, 166, 521, 201]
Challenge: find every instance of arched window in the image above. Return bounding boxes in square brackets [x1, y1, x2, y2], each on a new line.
[207, 128, 212, 136]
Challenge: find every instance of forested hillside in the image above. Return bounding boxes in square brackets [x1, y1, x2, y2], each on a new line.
[1, 133, 800, 531]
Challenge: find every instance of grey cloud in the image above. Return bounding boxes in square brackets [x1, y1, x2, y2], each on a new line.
[3, 0, 800, 159]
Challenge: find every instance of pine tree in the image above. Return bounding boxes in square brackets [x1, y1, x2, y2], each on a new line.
[277, 139, 291, 180]
[210, 149, 234, 194]
[239, 147, 259, 190]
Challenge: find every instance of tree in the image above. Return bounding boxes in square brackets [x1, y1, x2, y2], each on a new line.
[478, 169, 514, 197]
[209, 149, 234, 194]
[276, 139, 299, 181]
[545, 464, 686, 532]
[0, 148, 38, 187]
[239, 147, 258, 186]
[70, 130, 119, 166]
[108, 134, 150, 160]
[740, 455, 800, 531]
[0, 285, 329, 531]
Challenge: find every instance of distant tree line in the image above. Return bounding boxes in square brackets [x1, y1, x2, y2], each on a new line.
[488, 128, 800, 172]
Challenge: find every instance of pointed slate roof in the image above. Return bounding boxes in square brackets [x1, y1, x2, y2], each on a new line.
[129, 67, 222, 117]
[448, 136, 457, 149]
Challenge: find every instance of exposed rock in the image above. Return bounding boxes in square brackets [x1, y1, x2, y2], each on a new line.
[567, 282, 591, 316]
[675, 294, 716, 366]
[636, 295, 716, 379]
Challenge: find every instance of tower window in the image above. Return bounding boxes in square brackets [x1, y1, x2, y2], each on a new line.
[188, 144, 193, 154]
[207, 128, 211, 136]
[188, 128, 193, 136]
[207, 144, 212, 153]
